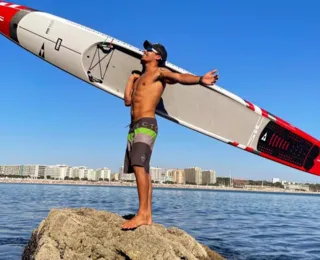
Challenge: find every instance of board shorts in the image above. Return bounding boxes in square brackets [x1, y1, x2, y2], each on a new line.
[124, 117, 158, 174]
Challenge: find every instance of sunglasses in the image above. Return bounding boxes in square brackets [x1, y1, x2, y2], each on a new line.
[145, 46, 158, 53]
[145, 46, 162, 59]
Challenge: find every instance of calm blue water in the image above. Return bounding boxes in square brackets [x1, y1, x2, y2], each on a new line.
[0, 183, 320, 260]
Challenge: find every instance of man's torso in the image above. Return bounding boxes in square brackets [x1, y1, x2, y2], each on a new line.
[130, 68, 165, 121]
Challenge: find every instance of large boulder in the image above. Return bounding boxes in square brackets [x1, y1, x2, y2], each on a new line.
[22, 208, 225, 260]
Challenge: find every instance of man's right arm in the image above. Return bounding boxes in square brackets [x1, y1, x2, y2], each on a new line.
[124, 76, 134, 106]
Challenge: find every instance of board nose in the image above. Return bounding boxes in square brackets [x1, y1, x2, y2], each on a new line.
[0, 2, 19, 38]
[0, 2, 31, 41]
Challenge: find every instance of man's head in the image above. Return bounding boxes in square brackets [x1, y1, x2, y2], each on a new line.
[141, 40, 167, 66]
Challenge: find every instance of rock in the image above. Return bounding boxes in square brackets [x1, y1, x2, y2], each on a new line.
[22, 208, 226, 260]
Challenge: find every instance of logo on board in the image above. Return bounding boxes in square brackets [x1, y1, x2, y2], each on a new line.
[39, 43, 45, 58]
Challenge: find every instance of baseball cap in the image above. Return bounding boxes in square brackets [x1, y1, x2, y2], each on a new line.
[143, 40, 167, 62]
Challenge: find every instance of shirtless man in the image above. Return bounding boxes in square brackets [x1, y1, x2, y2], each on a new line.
[121, 40, 219, 230]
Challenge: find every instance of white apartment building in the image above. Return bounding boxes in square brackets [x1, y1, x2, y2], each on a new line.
[78, 166, 88, 180]
[96, 168, 111, 180]
[45, 165, 68, 179]
[202, 170, 216, 185]
[284, 183, 309, 191]
[173, 169, 185, 184]
[272, 178, 281, 183]
[2, 165, 22, 176]
[164, 169, 174, 182]
[120, 166, 135, 181]
[112, 173, 119, 181]
[21, 165, 38, 178]
[184, 167, 202, 185]
[87, 169, 96, 180]
[21, 165, 41, 178]
[69, 167, 79, 178]
[150, 167, 162, 182]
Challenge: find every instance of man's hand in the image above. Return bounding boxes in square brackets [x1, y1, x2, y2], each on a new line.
[200, 69, 218, 86]
[130, 73, 140, 81]
[130, 70, 141, 81]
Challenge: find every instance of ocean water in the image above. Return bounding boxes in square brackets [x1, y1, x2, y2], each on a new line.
[0, 183, 319, 260]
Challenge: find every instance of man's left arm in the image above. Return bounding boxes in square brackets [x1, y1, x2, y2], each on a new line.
[159, 68, 218, 86]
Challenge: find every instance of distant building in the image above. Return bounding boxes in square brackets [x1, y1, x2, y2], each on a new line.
[202, 170, 216, 185]
[120, 166, 135, 181]
[164, 169, 174, 182]
[96, 168, 111, 180]
[45, 165, 68, 179]
[112, 173, 119, 181]
[69, 167, 80, 178]
[272, 178, 281, 183]
[184, 167, 202, 185]
[2, 165, 22, 176]
[78, 166, 88, 179]
[150, 167, 162, 182]
[87, 169, 96, 180]
[173, 169, 185, 184]
[19, 165, 47, 178]
[284, 183, 310, 191]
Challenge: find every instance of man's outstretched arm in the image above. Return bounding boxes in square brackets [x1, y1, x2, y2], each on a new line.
[159, 68, 218, 86]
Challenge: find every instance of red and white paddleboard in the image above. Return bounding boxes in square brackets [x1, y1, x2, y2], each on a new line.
[1, 2, 320, 177]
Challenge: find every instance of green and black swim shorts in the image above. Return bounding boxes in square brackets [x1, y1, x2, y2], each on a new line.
[124, 117, 158, 174]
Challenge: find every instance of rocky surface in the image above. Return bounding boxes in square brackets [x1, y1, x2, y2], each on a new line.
[22, 208, 225, 260]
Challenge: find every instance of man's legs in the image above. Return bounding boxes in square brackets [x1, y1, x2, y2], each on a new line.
[121, 117, 157, 229]
[147, 172, 153, 224]
[121, 165, 151, 229]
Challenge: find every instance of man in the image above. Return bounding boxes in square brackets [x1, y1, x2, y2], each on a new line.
[121, 40, 218, 230]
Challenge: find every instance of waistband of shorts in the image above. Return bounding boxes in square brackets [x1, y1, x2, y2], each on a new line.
[130, 117, 158, 131]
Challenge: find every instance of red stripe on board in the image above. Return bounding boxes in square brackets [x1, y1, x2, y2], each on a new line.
[279, 139, 284, 149]
[272, 136, 278, 147]
[275, 116, 319, 144]
[258, 151, 320, 176]
[285, 142, 290, 150]
[261, 108, 269, 118]
[269, 133, 275, 145]
[231, 142, 239, 146]
[245, 147, 254, 152]
[275, 136, 281, 147]
[245, 100, 255, 111]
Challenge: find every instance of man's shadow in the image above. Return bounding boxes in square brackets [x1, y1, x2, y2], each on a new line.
[156, 97, 179, 124]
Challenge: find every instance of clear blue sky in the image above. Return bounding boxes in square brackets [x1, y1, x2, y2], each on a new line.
[1, 0, 320, 183]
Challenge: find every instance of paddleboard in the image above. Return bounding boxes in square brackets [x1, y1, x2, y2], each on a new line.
[0, 2, 320, 176]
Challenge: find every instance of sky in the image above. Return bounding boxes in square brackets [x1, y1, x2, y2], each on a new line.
[1, 0, 320, 183]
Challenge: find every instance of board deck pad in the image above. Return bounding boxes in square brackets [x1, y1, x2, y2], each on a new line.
[257, 121, 318, 170]
[0, 2, 320, 177]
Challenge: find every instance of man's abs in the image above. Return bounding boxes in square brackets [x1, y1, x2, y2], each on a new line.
[131, 95, 157, 121]
[131, 81, 164, 121]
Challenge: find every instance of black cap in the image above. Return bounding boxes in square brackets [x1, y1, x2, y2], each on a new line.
[143, 40, 167, 62]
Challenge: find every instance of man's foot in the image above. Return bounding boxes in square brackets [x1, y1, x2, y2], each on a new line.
[121, 213, 152, 230]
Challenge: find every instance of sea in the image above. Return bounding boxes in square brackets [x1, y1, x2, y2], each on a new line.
[0, 183, 319, 260]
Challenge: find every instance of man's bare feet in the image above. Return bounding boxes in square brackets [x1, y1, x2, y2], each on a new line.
[121, 213, 152, 230]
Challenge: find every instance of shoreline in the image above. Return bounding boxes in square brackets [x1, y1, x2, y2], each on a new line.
[1, 178, 319, 195]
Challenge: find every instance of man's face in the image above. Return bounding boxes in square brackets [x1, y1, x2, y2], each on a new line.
[141, 46, 161, 63]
